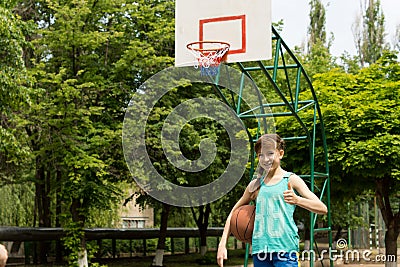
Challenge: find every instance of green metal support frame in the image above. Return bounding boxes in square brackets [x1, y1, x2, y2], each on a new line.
[207, 26, 333, 267]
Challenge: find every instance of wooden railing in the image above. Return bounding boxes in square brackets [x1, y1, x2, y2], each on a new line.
[0, 227, 231, 263]
[0, 227, 224, 241]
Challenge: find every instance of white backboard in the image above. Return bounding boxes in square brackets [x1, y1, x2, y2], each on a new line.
[175, 0, 272, 67]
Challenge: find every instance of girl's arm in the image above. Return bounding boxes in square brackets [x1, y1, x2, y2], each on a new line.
[283, 174, 327, 215]
[217, 181, 255, 267]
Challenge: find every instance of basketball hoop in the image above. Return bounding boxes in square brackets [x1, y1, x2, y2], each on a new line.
[186, 41, 230, 75]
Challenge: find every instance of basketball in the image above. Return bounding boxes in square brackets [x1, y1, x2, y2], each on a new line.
[230, 205, 255, 243]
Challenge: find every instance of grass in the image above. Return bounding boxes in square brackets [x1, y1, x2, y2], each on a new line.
[98, 249, 252, 267]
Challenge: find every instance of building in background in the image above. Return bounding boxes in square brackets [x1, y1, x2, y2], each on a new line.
[120, 194, 154, 228]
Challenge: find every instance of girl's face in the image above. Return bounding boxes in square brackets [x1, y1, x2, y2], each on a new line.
[257, 139, 284, 173]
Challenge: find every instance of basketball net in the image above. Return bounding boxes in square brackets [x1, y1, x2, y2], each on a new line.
[186, 41, 230, 76]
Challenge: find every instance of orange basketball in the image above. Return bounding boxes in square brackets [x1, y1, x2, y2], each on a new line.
[230, 205, 256, 243]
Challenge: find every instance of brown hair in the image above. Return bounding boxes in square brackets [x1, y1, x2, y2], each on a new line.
[254, 133, 285, 154]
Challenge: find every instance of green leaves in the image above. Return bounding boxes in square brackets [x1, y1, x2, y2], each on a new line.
[0, 5, 31, 112]
[312, 52, 400, 191]
[0, 4, 33, 186]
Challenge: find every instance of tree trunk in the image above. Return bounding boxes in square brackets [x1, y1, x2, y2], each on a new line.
[152, 203, 170, 267]
[191, 204, 211, 256]
[77, 243, 88, 267]
[34, 162, 51, 264]
[302, 225, 311, 250]
[375, 177, 399, 267]
[384, 225, 398, 267]
[334, 226, 342, 241]
[0, 244, 7, 267]
[70, 198, 88, 267]
[55, 170, 63, 263]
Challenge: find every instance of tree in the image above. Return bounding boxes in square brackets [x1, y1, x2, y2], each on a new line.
[132, 81, 239, 265]
[0, 0, 35, 227]
[307, 0, 327, 51]
[393, 24, 400, 52]
[279, 53, 399, 266]
[9, 0, 140, 264]
[309, 52, 399, 266]
[305, 0, 336, 76]
[338, 52, 361, 74]
[0, 1, 31, 180]
[353, 0, 387, 66]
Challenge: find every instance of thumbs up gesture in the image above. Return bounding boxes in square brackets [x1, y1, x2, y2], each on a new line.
[283, 181, 297, 205]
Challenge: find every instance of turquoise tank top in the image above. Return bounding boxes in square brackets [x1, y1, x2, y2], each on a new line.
[252, 172, 299, 254]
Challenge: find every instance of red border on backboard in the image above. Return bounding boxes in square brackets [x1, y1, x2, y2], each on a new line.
[199, 15, 246, 55]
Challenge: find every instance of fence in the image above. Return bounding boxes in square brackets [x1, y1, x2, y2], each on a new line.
[348, 198, 386, 250]
[0, 227, 231, 264]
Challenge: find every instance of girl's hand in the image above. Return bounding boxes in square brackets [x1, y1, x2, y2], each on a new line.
[217, 246, 227, 267]
[283, 182, 298, 205]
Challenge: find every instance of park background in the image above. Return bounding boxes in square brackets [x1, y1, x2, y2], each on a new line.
[0, 0, 399, 266]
